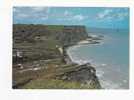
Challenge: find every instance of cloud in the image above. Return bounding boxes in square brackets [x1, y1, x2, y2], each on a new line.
[73, 15, 85, 21]
[63, 10, 71, 16]
[41, 16, 48, 20]
[97, 9, 113, 19]
[96, 8, 129, 21]
[54, 10, 86, 21]
[31, 7, 46, 11]
[58, 12, 86, 22]
[114, 12, 128, 20]
[31, 7, 50, 13]
[14, 7, 88, 23]
[17, 13, 29, 18]
[13, 7, 50, 20]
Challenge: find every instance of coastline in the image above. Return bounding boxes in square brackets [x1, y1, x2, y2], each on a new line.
[66, 34, 104, 64]
[13, 24, 102, 89]
[61, 34, 104, 88]
[67, 31, 129, 89]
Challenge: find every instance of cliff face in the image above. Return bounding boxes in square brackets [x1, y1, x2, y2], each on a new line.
[13, 24, 101, 89]
[13, 24, 88, 62]
[56, 63, 101, 89]
[61, 26, 88, 45]
[13, 24, 88, 46]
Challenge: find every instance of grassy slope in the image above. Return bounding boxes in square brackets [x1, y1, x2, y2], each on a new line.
[22, 79, 99, 89]
[13, 24, 100, 89]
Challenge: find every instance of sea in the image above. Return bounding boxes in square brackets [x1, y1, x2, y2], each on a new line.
[67, 28, 129, 89]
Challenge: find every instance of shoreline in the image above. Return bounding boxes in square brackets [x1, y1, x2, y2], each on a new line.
[67, 33, 129, 89]
[65, 34, 104, 64]
[64, 34, 104, 87]
[13, 24, 102, 89]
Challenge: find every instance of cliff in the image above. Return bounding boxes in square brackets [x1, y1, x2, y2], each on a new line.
[13, 24, 88, 45]
[13, 24, 101, 89]
[13, 24, 88, 62]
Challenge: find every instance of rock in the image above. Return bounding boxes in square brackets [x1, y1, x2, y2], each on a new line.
[56, 63, 101, 89]
[61, 75, 67, 80]
[33, 67, 41, 71]
[17, 63, 23, 69]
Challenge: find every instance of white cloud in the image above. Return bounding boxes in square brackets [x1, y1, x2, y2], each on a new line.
[31, 7, 44, 11]
[63, 10, 74, 18]
[14, 7, 51, 20]
[56, 10, 86, 21]
[64, 10, 70, 16]
[31, 7, 50, 13]
[57, 14, 86, 22]
[41, 16, 48, 20]
[17, 13, 29, 18]
[96, 9, 128, 21]
[116, 12, 128, 20]
[97, 9, 113, 19]
[73, 15, 85, 21]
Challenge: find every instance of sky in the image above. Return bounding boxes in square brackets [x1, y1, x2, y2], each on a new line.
[13, 7, 129, 29]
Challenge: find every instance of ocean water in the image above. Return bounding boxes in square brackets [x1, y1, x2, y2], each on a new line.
[67, 29, 129, 89]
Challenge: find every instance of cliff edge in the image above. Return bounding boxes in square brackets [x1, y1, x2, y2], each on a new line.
[13, 24, 101, 89]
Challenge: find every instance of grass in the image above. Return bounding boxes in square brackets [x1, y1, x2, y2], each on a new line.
[22, 78, 97, 89]
[47, 25, 64, 31]
[13, 62, 101, 89]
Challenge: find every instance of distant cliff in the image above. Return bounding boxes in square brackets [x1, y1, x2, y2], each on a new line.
[13, 24, 88, 46]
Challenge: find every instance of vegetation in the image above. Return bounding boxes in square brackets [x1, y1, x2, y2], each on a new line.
[22, 79, 99, 89]
[13, 24, 101, 89]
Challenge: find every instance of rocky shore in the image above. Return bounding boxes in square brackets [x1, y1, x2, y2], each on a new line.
[13, 24, 101, 89]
